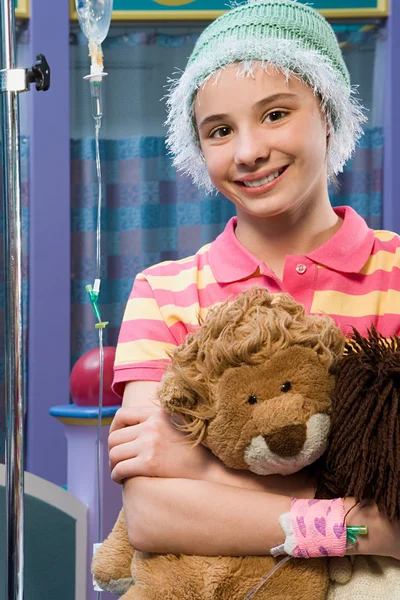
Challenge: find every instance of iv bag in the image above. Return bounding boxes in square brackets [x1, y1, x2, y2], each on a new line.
[75, 0, 113, 45]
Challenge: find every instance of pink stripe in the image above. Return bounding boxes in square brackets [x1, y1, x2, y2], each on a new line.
[118, 319, 178, 344]
[129, 277, 154, 299]
[170, 321, 197, 344]
[114, 361, 169, 376]
[198, 278, 279, 306]
[151, 277, 277, 309]
[329, 314, 400, 338]
[315, 266, 400, 295]
[112, 363, 168, 397]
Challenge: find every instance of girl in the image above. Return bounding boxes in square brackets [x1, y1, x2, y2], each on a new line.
[108, 0, 400, 590]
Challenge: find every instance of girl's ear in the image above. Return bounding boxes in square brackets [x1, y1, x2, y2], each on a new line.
[326, 127, 331, 150]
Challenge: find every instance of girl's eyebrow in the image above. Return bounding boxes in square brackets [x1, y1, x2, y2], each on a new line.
[198, 92, 299, 131]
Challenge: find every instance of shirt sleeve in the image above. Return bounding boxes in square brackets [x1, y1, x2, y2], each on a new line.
[113, 272, 179, 397]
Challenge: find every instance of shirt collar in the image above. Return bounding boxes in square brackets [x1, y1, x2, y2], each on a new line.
[306, 206, 375, 273]
[209, 207, 375, 284]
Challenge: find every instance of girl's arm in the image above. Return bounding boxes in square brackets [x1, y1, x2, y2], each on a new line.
[124, 475, 400, 559]
[124, 476, 292, 555]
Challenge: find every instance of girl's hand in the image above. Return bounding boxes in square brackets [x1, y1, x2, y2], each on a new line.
[345, 499, 400, 560]
[370, 508, 400, 560]
[108, 405, 214, 484]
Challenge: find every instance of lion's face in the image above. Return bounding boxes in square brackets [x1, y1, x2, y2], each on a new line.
[203, 345, 334, 475]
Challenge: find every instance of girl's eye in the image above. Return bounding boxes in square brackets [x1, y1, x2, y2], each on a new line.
[210, 126, 232, 139]
[264, 111, 286, 123]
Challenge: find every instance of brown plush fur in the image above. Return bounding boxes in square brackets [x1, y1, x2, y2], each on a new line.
[128, 554, 328, 600]
[315, 327, 400, 521]
[92, 288, 346, 599]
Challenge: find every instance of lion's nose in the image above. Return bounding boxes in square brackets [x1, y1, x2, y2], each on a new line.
[264, 424, 307, 457]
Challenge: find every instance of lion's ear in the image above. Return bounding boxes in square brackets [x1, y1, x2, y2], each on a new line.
[156, 370, 213, 445]
[157, 371, 192, 412]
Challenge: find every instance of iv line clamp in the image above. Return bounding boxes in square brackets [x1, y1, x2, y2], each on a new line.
[0, 53, 50, 93]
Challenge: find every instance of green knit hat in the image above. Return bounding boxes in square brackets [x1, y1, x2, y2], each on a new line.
[165, 0, 366, 193]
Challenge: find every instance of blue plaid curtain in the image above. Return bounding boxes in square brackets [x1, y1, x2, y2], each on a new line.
[70, 24, 386, 365]
[330, 128, 384, 230]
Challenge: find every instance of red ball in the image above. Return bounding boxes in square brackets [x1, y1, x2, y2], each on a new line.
[70, 346, 121, 407]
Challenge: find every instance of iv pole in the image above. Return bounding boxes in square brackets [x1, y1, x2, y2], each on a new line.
[0, 0, 50, 597]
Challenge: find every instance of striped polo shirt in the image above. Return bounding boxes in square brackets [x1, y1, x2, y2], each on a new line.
[113, 206, 400, 396]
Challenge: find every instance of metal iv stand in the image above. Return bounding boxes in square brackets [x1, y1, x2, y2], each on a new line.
[0, 0, 50, 598]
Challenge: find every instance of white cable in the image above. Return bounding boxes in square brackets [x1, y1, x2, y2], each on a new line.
[242, 555, 292, 599]
[95, 117, 102, 283]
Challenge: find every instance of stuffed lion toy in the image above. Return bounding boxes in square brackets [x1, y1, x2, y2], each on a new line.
[92, 287, 346, 599]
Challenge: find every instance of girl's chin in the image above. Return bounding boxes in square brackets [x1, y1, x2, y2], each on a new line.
[236, 196, 291, 218]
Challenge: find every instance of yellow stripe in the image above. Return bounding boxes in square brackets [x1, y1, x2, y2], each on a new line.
[374, 230, 398, 242]
[160, 303, 215, 327]
[123, 297, 219, 327]
[124, 298, 163, 321]
[360, 248, 400, 275]
[145, 265, 216, 293]
[311, 289, 400, 318]
[116, 339, 175, 365]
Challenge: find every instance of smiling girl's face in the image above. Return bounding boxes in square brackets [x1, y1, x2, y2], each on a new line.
[194, 64, 330, 222]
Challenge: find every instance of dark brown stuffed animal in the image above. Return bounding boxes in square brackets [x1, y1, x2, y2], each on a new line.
[92, 288, 345, 599]
[316, 327, 400, 519]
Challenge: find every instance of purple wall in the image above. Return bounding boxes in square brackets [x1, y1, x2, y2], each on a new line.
[26, 0, 71, 485]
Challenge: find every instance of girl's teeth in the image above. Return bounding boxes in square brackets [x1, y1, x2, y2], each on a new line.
[243, 168, 284, 188]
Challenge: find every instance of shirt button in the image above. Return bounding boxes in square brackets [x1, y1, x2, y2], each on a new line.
[296, 263, 307, 274]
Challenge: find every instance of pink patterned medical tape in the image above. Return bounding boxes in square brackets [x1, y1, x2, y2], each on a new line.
[290, 498, 347, 558]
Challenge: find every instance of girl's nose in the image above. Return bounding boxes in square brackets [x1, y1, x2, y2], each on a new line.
[234, 128, 271, 167]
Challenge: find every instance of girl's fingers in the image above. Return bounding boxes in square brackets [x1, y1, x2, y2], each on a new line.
[109, 440, 138, 472]
[108, 424, 141, 451]
[111, 457, 139, 483]
[109, 406, 161, 434]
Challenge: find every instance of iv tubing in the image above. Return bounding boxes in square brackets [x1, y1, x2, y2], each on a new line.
[95, 116, 102, 283]
[243, 555, 292, 599]
[0, 0, 25, 598]
[96, 328, 104, 547]
[93, 90, 105, 600]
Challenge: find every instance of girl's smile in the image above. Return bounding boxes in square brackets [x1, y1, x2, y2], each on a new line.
[235, 165, 289, 195]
